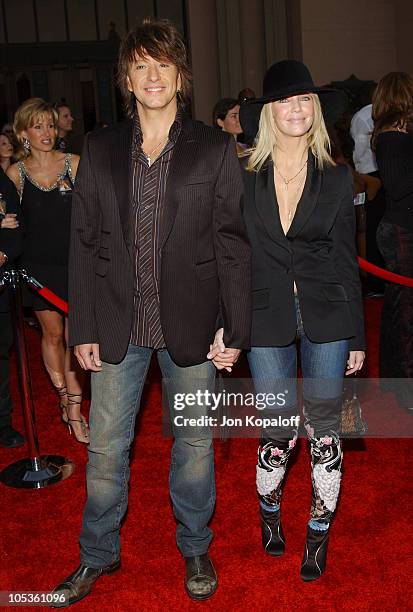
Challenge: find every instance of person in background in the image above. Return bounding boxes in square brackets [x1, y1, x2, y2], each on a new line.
[372, 71, 413, 412]
[54, 101, 74, 153]
[92, 121, 109, 131]
[212, 97, 246, 154]
[7, 98, 88, 442]
[351, 84, 385, 296]
[0, 133, 14, 172]
[238, 89, 256, 146]
[0, 166, 24, 448]
[1, 123, 19, 151]
[238, 87, 256, 103]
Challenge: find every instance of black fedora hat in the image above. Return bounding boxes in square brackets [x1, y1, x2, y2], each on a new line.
[240, 60, 347, 142]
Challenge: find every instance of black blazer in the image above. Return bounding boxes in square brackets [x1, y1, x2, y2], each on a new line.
[242, 153, 365, 351]
[68, 116, 251, 366]
[0, 168, 23, 313]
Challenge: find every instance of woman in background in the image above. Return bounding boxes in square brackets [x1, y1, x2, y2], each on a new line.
[212, 97, 246, 154]
[0, 132, 14, 172]
[7, 98, 88, 442]
[372, 72, 413, 412]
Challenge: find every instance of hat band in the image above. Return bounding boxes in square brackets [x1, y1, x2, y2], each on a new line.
[262, 80, 320, 101]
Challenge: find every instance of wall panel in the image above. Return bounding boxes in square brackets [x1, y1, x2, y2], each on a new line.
[394, 0, 413, 76]
[36, 0, 66, 42]
[4, 0, 36, 43]
[156, 0, 185, 32]
[97, 0, 126, 39]
[127, 0, 154, 28]
[67, 0, 97, 41]
[300, 0, 397, 83]
[0, 2, 5, 43]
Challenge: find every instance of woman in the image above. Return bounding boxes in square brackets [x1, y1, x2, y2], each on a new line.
[212, 97, 245, 154]
[7, 97, 88, 443]
[372, 72, 413, 411]
[239, 61, 365, 580]
[0, 132, 14, 172]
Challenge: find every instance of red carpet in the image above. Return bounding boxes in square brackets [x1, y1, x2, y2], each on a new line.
[1, 299, 412, 611]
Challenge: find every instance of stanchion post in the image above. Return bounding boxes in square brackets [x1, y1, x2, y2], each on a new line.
[8, 269, 40, 461]
[0, 269, 75, 489]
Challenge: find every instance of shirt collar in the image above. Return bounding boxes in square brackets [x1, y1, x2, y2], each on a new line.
[132, 109, 182, 159]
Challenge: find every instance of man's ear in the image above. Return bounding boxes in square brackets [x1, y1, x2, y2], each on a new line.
[217, 118, 224, 130]
[177, 73, 182, 93]
[126, 75, 133, 93]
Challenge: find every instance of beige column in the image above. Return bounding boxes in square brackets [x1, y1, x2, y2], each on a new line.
[395, 0, 413, 75]
[215, 0, 242, 98]
[263, 0, 294, 66]
[239, 0, 266, 96]
[185, 0, 299, 122]
[185, 0, 221, 124]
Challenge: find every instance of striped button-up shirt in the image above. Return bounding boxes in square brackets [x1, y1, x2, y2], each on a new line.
[129, 111, 182, 348]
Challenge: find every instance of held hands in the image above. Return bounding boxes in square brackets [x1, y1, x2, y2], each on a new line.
[207, 327, 241, 373]
[75, 343, 102, 372]
[0, 213, 19, 229]
[345, 350, 365, 375]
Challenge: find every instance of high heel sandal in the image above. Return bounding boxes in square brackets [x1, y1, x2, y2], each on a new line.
[66, 392, 89, 444]
[55, 384, 69, 425]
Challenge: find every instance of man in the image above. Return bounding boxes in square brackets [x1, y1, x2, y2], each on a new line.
[350, 102, 377, 176]
[51, 19, 250, 606]
[0, 167, 24, 447]
[238, 87, 256, 103]
[54, 101, 74, 152]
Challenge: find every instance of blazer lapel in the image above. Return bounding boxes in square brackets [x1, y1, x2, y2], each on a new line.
[110, 119, 133, 253]
[254, 161, 286, 243]
[287, 152, 322, 238]
[160, 116, 197, 248]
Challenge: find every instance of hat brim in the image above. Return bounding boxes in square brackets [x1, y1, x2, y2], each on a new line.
[240, 87, 348, 144]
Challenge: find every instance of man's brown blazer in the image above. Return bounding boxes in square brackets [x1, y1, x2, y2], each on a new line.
[68, 116, 251, 366]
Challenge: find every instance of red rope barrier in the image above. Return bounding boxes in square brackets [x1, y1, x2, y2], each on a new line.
[22, 273, 69, 314]
[357, 257, 413, 288]
[37, 287, 69, 314]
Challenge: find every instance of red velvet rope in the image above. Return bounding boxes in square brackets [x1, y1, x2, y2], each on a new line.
[36, 287, 69, 314]
[357, 257, 413, 288]
[26, 258, 413, 314]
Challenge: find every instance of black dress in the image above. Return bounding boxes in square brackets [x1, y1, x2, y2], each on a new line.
[375, 131, 413, 407]
[18, 154, 74, 312]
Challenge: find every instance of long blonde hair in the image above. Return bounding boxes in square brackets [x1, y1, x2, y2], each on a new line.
[246, 94, 334, 172]
[13, 98, 58, 160]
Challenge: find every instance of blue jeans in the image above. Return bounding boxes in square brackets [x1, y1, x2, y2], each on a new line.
[247, 298, 349, 431]
[249, 299, 348, 528]
[79, 345, 216, 568]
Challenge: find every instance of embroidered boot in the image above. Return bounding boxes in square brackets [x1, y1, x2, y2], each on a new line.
[301, 430, 343, 581]
[256, 432, 298, 556]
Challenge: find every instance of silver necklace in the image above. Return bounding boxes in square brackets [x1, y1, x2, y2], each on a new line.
[274, 159, 308, 191]
[286, 173, 306, 221]
[144, 136, 168, 166]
